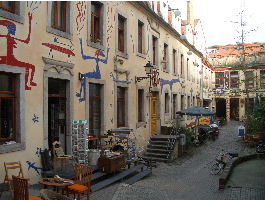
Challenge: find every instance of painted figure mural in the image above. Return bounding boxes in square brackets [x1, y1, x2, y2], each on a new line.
[76, 38, 110, 102]
[0, 12, 37, 90]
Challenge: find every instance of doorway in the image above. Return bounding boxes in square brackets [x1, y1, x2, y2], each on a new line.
[151, 92, 159, 136]
[48, 78, 67, 152]
[216, 98, 226, 118]
[230, 98, 239, 121]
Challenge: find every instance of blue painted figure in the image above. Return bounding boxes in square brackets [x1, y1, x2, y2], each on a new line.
[32, 114, 39, 123]
[26, 161, 42, 175]
[76, 38, 110, 102]
[160, 78, 180, 91]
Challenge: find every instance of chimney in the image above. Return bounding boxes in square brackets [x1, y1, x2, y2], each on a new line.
[187, 1, 194, 29]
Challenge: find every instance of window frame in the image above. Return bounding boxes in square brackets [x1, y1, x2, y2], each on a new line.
[137, 20, 144, 54]
[0, 1, 16, 13]
[0, 66, 25, 154]
[116, 11, 128, 58]
[137, 89, 144, 122]
[244, 71, 254, 88]
[172, 49, 177, 75]
[172, 94, 177, 119]
[180, 54, 184, 76]
[117, 86, 126, 127]
[47, 1, 73, 39]
[165, 92, 169, 113]
[152, 35, 158, 66]
[162, 43, 168, 71]
[51, 1, 67, 32]
[87, 1, 106, 50]
[230, 71, 240, 88]
[187, 58, 189, 80]
[0, 1, 24, 23]
[260, 70, 265, 88]
[215, 72, 225, 88]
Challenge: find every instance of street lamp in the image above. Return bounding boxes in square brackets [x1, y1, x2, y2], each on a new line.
[135, 61, 160, 92]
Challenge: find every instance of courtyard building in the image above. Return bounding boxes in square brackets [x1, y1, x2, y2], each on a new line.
[0, 1, 214, 184]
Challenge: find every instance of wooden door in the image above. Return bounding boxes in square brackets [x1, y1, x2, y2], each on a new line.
[151, 96, 158, 136]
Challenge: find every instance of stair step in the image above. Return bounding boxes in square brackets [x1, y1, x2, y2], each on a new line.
[146, 148, 173, 153]
[151, 135, 177, 140]
[144, 152, 170, 158]
[141, 156, 169, 162]
[147, 144, 174, 149]
[149, 140, 174, 144]
[124, 169, 152, 185]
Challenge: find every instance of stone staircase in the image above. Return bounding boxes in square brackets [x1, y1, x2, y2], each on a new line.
[143, 135, 178, 162]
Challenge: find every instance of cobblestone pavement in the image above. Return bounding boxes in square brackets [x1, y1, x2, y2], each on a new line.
[90, 120, 262, 200]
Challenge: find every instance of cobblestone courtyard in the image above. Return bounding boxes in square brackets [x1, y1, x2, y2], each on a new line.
[92, 121, 264, 200]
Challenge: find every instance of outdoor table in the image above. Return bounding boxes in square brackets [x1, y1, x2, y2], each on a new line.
[39, 178, 74, 194]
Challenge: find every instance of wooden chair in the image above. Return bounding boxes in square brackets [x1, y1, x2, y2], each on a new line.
[1, 161, 24, 198]
[12, 176, 42, 200]
[67, 164, 93, 200]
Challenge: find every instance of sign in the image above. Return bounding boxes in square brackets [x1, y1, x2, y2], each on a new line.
[216, 87, 224, 94]
[199, 117, 210, 125]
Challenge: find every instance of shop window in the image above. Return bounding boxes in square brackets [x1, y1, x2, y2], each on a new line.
[152, 35, 158, 65]
[118, 14, 126, 53]
[215, 72, 224, 88]
[230, 71, 239, 88]
[117, 87, 126, 127]
[245, 71, 254, 88]
[91, 2, 102, 43]
[260, 70, 265, 88]
[137, 89, 144, 122]
[0, 1, 16, 13]
[165, 93, 169, 113]
[0, 73, 16, 144]
[138, 20, 144, 54]
[89, 83, 101, 136]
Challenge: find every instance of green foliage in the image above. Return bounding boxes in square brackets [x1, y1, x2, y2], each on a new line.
[246, 102, 265, 136]
[172, 121, 195, 147]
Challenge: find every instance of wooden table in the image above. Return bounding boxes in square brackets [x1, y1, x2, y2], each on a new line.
[98, 155, 126, 174]
[39, 178, 74, 194]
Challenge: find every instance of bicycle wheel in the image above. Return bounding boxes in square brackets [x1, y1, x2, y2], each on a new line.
[210, 163, 221, 175]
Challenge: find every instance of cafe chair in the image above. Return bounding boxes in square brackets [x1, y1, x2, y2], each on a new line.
[0, 161, 24, 198]
[12, 175, 42, 200]
[67, 164, 93, 200]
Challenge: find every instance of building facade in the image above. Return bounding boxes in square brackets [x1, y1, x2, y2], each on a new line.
[0, 1, 213, 183]
[208, 43, 265, 121]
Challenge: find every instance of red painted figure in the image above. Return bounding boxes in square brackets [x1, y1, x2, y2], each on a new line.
[0, 12, 37, 90]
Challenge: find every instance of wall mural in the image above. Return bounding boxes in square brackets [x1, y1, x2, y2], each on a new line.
[0, 12, 37, 90]
[32, 114, 39, 123]
[75, 1, 86, 35]
[160, 78, 180, 91]
[109, 72, 131, 84]
[26, 161, 42, 175]
[27, 1, 42, 12]
[76, 38, 110, 102]
[42, 37, 75, 59]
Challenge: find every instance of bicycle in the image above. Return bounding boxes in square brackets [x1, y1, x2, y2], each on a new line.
[210, 150, 238, 175]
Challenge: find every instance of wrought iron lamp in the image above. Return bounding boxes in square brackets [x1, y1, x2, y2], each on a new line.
[135, 61, 160, 92]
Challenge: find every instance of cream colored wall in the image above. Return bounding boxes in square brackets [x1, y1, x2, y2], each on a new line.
[0, 1, 213, 184]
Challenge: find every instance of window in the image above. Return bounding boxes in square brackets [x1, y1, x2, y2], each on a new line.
[152, 36, 158, 65]
[117, 87, 126, 127]
[118, 14, 125, 53]
[245, 71, 254, 88]
[89, 83, 101, 136]
[260, 70, 265, 88]
[181, 95, 184, 110]
[245, 98, 254, 114]
[0, 1, 16, 13]
[230, 71, 239, 88]
[47, 2, 72, 39]
[173, 94, 177, 119]
[165, 93, 169, 113]
[187, 58, 189, 80]
[163, 43, 168, 70]
[215, 72, 224, 88]
[187, 96, 190, 108]
[138, 89, 144, 122]
[0, 73, 16, 144]
[180, 54, 184, 75]
[138, 20, 144, 54]
[91, 2, 102, 43]
[173, 49, 176, 74]
[51, 1, 67, 32]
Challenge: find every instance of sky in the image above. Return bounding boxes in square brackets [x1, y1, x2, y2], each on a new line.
[169, 0, 265, 47]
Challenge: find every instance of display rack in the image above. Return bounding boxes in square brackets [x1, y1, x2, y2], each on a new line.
[72, 120, 89, 164]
